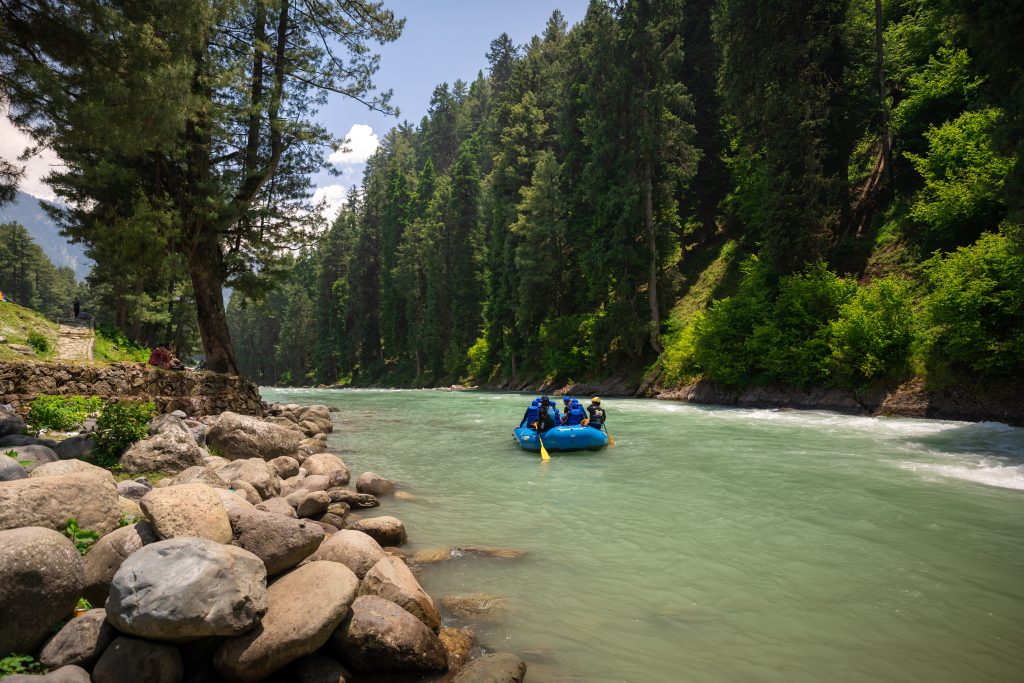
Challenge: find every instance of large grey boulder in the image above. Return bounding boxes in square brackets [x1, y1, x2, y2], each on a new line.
[116, 479, 151, 501]
[451, 653, 528, 683]
[296, 491, 330, 519]
[302, 453, 349, 483]
[356, 471, 395, 497]
[4, 444, 58, 472]
[4, 665, 92, 683]
[217, 458, 280, 499]
[92, 636, 182, 683]
[309, 529, 385, 578]
[107, 537, 268, 641]
[120, 429, 206, 475]
[332, 595, 447, 674]
[347, 515, 407, 546]
[82, 522, 158, 606]
[53, 435, 96, 461]
[229, 506, 325, 575]
[214, 561, 359, 683]
[0, 452, 28, 481]
[40, 608, 114, 669]
[168, 465, 227, 489]
[206, 412, 302, 462]
[256, 496, 298, 518]
[268, 455, 300, 479]
[140, 482, 233, 543]
[0, 470, 120, 534]
[29, 459, 108, 479]
[0, 434, 56, 447]
[358, 555, 440, 630]
[0, 527, 85, 654]
[147, 413, 193, 440]
[0, 406, 26, 437]
[228, 479, 263, 505]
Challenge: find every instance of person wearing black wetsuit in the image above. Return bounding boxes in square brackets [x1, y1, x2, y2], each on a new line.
[586, 397, 607, 431]
[536, 396, 557, 432]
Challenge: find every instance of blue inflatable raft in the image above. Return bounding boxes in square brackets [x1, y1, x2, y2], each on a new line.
[513, 424, 609, 453]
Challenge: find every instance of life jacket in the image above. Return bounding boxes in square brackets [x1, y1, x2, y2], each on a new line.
[525, 404, 540, 425]
[566, 405, 586, 426]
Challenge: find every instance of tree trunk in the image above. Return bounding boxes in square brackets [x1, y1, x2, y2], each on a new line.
[874, 0, 891, 180]
[644, 156, 663, 353]
[188, 233, 239, 375]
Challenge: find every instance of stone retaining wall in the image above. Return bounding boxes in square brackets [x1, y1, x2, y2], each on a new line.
[0, 361, 263, 416]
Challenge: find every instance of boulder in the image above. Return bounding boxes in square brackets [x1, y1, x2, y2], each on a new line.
[319, 512, 347, 529]
[29, 459, 109, 479]
[107, 537, 268, 640]
[290, 653, 353, 683]
[452, 545, 527, 560]
[229, 506, 325, 575]
[298, 404, 332, 424]
[309, 529, 385, 578]
[116, 479, 151, 501]
[185, 420, 207, 447]
[118, 496, 143, 520]
[303, 453, 349, 483]
[358, 555, 441, 630]
[296, 491, 330, 519]
[168, 465, 227, 489]
[40, 608, 114, 669]
[204, 455, 231, 469]
[332, 595, 447, 674]
[215, 488, 256, 516]
[5, 444, 58, 472]
[314, 520, 340, 535]
[229, 479, 263, 505]
[256, 497, 298, 518]
[214, 561, 359, 683]
[147, 413, 192, 440]
[0, 470, 120, 534]
[265, 415, 303, 433]
[285, 488, 310, 508]
[206, 412, 302, 461]
[120, 430, 206, 475]
[217, 458, 280, 499]
[4, 665, 92, 682]
[356, 472, 395, 497]
[92, 636, 182, 683]
[82, 522, 158, 606]
[268, 455, 300, 479]
[439, 594, 508, 622]
[53, 435, 96, 461]
[140, 483, 233, 543]
[347, 516, 407, 546]
[0, 452, 28, 481]
[0, 434, 56, 447]
[327, 488, 379, 509]
[300, 474, 330, 492]
[451, 653, 528, 683]
[0, 406, 26, 437]
[0, 527, 85, 654]
[439, 627, 475, 673]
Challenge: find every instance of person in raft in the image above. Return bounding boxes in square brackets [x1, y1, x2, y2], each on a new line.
[587, 397, 607, 431]
[562, 398, 589, 426]
[524, 396, 558, 432]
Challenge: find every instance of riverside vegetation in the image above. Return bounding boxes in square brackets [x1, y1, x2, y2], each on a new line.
[0, 398, 524, 682]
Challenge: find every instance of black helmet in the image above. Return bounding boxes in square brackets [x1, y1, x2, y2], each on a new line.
[540, 396, 550, 404]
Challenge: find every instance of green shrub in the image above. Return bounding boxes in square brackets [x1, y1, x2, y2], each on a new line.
[538, 314, 598, 380]
[26, 331, 51, 355]
[828, 277, 917, 386]
[0, 653, 45, 676]
[922, 224, 1024, 376]
[26, 395, 103, 432]
[94, 400, 155, 467]
[465, 336, 490, 381]
[63, 518, 99, 556]
[660, 319, 701, 386]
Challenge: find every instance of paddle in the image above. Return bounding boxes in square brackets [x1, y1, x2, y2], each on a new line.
[538, 430, 550, 461]
[606, 427, 617, 447]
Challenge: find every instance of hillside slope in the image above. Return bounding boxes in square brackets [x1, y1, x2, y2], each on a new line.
[0, 191, 91, 280]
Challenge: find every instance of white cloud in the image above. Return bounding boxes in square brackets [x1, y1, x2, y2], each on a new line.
[328, 124, 379, 165]
[0, 116, 63, 201]
[311, 184, 350, 220]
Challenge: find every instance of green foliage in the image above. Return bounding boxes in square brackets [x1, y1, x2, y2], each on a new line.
[660, 320, 701, 386]
[905, 108, 1013, 248]
[77, 597, 93, 611]
[118, 514, 143, 528]
[538, 314, 599, 380]
[922, 224, 1024, 376]
[0, 653, 46, 676]
[892, 47, 984, 142]
[0, 222, 79, 320]
[465, 337, 490, 381]
[94, 324, 151, 363]
[63, 518, 99, 556]
[27, 395, 103, 432]
[26, 330, 51, 355]
[93, 401, 155, 467]
[827, 277, 917, 385]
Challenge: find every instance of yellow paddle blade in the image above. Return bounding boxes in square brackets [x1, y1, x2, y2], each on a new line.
[607, 431, 617, 447]
[539, 436, 550, 461]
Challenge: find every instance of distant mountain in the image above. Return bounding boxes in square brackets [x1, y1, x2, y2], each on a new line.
[0, 190, 91, 280]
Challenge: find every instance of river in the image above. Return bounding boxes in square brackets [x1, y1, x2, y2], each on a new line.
[261, 388, 1024, 683]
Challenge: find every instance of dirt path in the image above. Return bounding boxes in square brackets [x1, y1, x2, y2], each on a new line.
[56, 321, 95, 361]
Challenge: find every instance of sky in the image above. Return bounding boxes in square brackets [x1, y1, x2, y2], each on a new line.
[2, 0, 590, 213]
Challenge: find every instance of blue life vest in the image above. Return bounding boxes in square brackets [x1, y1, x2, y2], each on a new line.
[566, 405, 586, 426]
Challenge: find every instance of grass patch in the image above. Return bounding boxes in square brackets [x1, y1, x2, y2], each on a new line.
[0, 301, 58, 361]
[93, 324, 150, 363]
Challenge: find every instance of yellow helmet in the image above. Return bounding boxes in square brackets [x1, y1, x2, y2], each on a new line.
[591, 396, 601, 404]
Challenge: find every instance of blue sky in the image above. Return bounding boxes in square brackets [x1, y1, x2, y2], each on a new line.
[311, 0, 591, 215]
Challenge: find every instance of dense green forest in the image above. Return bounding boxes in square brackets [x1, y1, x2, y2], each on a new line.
[228, 0, 1023, 390]
[0, 222, 79, 320]
[2, 1, 1020, 390]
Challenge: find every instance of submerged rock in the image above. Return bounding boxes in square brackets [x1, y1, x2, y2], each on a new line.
[355, 471, 395, 497]
[440, 593, 509, 621]
[453, 545, 527, 560]
[451, 652, 527, 683]
[438, 627, 475, 673]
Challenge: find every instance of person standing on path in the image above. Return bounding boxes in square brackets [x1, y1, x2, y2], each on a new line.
[73, 298, 80, 317]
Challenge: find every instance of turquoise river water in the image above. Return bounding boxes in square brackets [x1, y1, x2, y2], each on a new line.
[262, 388, 1024, 683]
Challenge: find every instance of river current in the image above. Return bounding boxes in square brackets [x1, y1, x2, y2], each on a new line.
[262, 388, 1024, 683]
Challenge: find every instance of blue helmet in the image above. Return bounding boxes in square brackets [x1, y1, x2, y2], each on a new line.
[571, 398, 581, 407]
[531, 398, 540, 406]
[563, 396, 572, 404]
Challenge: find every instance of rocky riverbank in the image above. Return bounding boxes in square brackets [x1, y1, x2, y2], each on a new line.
[0, 402, 527, 682]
